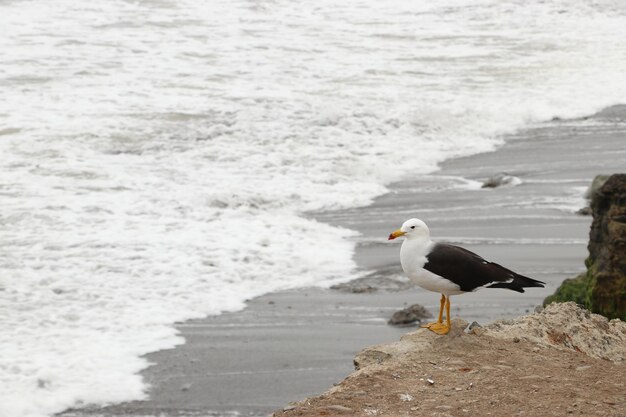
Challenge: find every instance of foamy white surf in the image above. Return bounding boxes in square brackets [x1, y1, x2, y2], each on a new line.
[1, 0, 626, 416]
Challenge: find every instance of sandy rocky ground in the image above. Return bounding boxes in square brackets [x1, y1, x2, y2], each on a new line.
[272, 303, 626, 417]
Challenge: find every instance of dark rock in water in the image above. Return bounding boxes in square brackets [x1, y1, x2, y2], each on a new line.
[337, 285, 377, 294]
[481, 173, 522, 188]
[330, 281, 378, 293]
[545, 173, 626, 320]
[388, 304, 431, 326]
[576, 206, 592, 216]
[331, 266, 414, 293]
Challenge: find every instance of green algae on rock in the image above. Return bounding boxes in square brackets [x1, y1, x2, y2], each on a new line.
[545, 174, 626, 320]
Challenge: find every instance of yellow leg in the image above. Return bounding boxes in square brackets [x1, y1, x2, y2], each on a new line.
[438, 294, 445, 323]
[421, 294, 446, 329]
[423, 295, 451, 335]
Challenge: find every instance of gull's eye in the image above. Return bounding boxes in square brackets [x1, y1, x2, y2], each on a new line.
[410, 226, 415, 229]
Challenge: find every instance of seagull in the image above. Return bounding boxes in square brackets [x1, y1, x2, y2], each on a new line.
[388, 218, 545, 335]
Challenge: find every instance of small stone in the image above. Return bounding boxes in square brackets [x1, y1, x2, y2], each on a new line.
[427, 378, 435, 385]
[326, 405, 353, 412]
[519, 375, 542, 380]
[469, 321, 482, 330]
[399, 393, 413, 402]
[283, 405, 296, 411]
[435, 405, 453, 410]
[513, 337, 520, 343]
[576, 365, 592, 371]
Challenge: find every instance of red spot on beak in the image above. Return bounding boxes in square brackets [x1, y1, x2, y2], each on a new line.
[388, 233, 396, 240]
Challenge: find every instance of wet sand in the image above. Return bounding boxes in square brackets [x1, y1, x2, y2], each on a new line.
[64, 107, 626, 417]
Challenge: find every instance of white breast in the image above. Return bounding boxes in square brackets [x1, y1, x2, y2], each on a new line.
[400, 238, 464, 296]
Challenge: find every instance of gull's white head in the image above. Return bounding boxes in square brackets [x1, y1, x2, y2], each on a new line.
[388, 218, 430, 240]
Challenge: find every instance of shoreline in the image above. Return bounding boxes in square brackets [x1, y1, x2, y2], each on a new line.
[63, 107, 626, 417]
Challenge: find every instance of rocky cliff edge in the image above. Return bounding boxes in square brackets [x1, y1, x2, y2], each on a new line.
[273, 302, 625, 417]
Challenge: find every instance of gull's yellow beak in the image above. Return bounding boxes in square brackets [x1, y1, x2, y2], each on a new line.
[388, 229, 406, 240]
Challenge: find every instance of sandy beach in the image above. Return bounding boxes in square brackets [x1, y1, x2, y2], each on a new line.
[63, 107, 626, 417]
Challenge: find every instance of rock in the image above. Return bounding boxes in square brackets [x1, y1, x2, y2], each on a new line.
[584, 174, 610, 199]
[545, 173, 626, 320]
[484, 302, 626, 362]
[273, 304, 625, 417]
[398, 393, 413, 402]
[388, 304, 431, 326]
[324, 405, 353, 412]
[466, 321, 483, 334]
[331, 266, 413, 293]
[586, 174, 626, 319]
[481, 173, 522, 188]
[331, 284, 377, 293]
[354, 349, 392, 370]
[355, 319, 468, 370]
[576, 206, 592, 216]
[518, 375, 543, 380]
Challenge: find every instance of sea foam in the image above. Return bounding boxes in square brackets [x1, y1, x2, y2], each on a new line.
[1, 0, 626, 416]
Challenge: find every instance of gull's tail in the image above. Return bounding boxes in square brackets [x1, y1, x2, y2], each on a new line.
[487, 273, 545, 293]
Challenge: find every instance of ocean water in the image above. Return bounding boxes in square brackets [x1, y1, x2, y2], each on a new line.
[1, 0, 626, 416]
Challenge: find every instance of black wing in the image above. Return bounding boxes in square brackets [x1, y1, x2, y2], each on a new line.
[423, 243, 544, 293]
